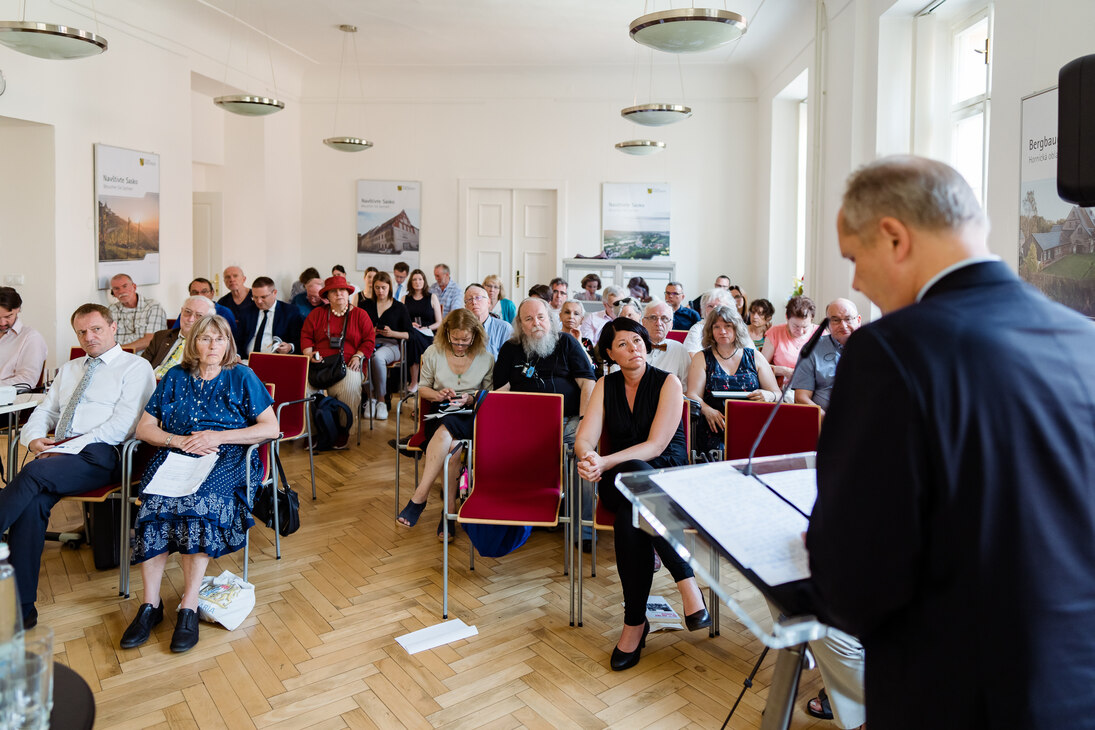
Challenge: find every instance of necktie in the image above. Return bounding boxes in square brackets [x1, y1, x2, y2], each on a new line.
[395, 283, 403, 300]
[254, 310, 269, 354]
[651, 342, 668, 351]
[57, 357, 102, 438]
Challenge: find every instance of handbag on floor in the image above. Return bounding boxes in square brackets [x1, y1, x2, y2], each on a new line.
[251, 451, 301, 537]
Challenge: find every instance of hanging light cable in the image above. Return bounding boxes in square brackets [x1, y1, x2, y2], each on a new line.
[0, 0, 107, 60]
[324, 24, 372, 152]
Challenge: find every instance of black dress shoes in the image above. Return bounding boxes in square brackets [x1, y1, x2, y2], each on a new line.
[610, 620, 650, 671]
[22, 606, 37, 630]
[171, 608, 200, 653]
[685, 604, 712, 632]
[120, 601, 164, 649]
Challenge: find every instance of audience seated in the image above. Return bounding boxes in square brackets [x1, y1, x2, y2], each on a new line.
[548, 277, 569, 314]
[664, 281, 700, 330]
[762, 295, 819, 390]
[612, 297, 644, 323]
[528, 283, 551, 302]
[144, 295, 216, 377]
[580, 285, 624, 343]
[559, 300, 598, 365]
[218, 266, 258, 325]
[172, 279, 237, 335]
[575, 317, 709, 671]
[236, 276, 303, 358]
[289, 267, 321, 300]
[430, 263, 462, 317]
[301, 275, 376, 445]
[360, 272, 412, 420]
[354, 267, 378, 308]
[576, 273, 602, 302]
[641, 298, 691, 389]
[403, 268, 443, 392]
[792, 298, 861, 419]
[395, 309, 493, 540]
[122, 314, 278, 654]
[690, 274, 731, 313]
[464, 283, 512, 356]
[685, 306, 780, 457]
[391, 261, 410, 301]
[683, 288, 739, 355]
[291, 275, 325, 320]
[0, 287, 47, 390]
[747, 297, 775, 349]
[0, 303, 155, 628]
[626, 276, 651, 303]
[109, 273, 166, 354]
[728, 285, 748, 323]
[482, 274, 516, 323]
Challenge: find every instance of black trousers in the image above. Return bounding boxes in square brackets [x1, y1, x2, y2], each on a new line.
[599, 459, 694, 625]
[0, 443, 121, 618]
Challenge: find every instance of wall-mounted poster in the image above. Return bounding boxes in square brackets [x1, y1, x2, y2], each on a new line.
[602, 183, 670, 259]
[95, 144, 160, 289]
[356, 180, 421, 273]
[1019, 88, 1095, 318]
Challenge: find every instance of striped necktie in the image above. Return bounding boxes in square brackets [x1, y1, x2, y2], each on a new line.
[57, 357, 103, 438]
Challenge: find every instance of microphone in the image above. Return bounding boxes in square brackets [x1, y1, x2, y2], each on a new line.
[742, 318, 829, 476]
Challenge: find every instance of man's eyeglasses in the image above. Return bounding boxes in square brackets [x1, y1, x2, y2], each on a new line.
[464, 295, 488, 304]
[643, 315, 672, 325]
[828, 316, 858, 326]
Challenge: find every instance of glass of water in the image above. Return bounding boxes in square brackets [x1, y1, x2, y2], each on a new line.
[11, 627, 52, 730]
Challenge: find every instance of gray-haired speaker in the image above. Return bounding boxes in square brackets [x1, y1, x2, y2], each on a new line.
[1058, 54, 1095, 206]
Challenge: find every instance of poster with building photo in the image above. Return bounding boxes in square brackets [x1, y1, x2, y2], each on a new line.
[356, 180, 421, 273]
[95, 144, 160, 289]
[602, 183, 670, 259]
[1019, 88, 1095, 318]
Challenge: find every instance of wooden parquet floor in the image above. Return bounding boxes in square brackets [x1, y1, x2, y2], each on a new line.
[22, 410, 835, 729]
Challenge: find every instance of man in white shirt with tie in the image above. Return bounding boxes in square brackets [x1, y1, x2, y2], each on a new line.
[236, 276, 303, 359]
[641, 298, 691, 389]
[391, 261, 410, 301]
[0, 303, 155, 628]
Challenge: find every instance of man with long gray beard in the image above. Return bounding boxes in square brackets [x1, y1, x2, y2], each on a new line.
[493, 297, 595, 444]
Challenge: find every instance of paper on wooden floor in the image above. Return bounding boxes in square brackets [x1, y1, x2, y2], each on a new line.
[396, 619, 478, 654]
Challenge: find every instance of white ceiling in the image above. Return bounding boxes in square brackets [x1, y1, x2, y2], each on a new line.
[192, 0, 807, 71]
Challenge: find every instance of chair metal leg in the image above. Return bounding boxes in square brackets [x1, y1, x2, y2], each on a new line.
[243, 532, 249, 582]
[305, 399, 317, 500]
[394, 398, 404, 518]
[271, 443, 281, 560]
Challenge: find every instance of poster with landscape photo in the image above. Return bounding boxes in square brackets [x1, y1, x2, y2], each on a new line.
[95, 144, 160, 289]
[1019, 88, 1095, 318]
[602, 183, 670, 259]
[356, 180, 421, 273]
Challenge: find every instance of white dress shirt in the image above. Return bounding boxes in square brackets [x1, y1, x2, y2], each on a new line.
[648, 338, 692, 391]
[21, 344, 156, 447]
[249, 300, 285, 355]
[0, 317, 47, 388]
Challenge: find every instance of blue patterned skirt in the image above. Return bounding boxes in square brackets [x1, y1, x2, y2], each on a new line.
[132, 444, 258, 562]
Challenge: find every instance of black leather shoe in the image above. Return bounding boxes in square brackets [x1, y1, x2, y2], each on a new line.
[170, 608, 200, 653]
[685, 604, 712, 632]
[120, 601, 163, 649]
[610, 620, 650, 671]
[22, 606, 37, 630]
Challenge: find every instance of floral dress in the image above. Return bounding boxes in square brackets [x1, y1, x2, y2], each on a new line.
[133, 365, 273, 561]
[696, 347, 760, 454]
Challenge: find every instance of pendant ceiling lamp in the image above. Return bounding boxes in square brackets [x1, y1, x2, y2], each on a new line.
[213, 1, 284, 117]
[0, 1, 107, 60]
[629, 6, 747, 54]
[323, 24, 372, 152]
[615, 139, 666, 155]
[620, 47, 691, 127]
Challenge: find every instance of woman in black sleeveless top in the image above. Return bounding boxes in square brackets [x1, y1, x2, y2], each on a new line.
[575, 318, 710, 672]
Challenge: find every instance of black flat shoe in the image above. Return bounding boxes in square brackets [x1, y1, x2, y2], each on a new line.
[685, 605, 712, 632]
[610, 620, 650, 671]
[120, 601, 163, 649]
[170, 608, 200, 653]
[22, 606, 37, 630]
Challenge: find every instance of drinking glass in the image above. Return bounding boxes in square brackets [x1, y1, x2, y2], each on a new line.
[11, 627, 52, 730]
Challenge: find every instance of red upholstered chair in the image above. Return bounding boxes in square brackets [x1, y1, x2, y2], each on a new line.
[247, 353, 317, 499]
[666, 330, 688, 344]
[69, 346, 85, 360]
[723, 400, 820, 460]
[439, 391, 567, 619]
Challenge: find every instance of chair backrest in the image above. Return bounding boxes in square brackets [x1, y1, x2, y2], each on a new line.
[470, 392, 564, 518]
[723, 400, 820, 460]
[69, 346, 84, 360]
[666, 330, 688, 343]
[248, 353, 309, 439]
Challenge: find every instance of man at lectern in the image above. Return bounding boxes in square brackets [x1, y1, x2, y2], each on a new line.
[806, 155, 1095, 729]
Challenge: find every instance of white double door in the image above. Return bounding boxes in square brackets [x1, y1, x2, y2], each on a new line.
[463, 186, 558, 298]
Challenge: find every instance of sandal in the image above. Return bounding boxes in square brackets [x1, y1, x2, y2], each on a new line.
[806, 688, 834, 720]
[396, 499, 427, 527]
[437, 515, 457, 542]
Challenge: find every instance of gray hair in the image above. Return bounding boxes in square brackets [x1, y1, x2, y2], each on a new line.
[643, 296, 668, 313]
[701, 306, 752, 350]
[512, 297, 560, 338]
[602, 285, 625, 299]
[841, 155, 988, 236]
[182, 295, 215, 314]
[700, 288, 734, 312]
[613, 298, 644, 320]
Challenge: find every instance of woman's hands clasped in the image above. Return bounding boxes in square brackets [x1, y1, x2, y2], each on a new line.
[577, 452, 606, 483]
[176, 430, 222, 456]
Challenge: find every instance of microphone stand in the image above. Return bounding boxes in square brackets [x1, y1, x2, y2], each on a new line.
[742, 319, 829, 476]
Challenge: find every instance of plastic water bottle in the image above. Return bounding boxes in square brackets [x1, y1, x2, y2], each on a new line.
[0, 543, 25, 729]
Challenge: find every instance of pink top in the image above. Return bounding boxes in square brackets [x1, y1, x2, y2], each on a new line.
[765, 322, 819, 375]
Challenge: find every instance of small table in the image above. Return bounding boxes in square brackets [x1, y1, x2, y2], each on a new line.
[51, 663, 95, 730]
[0, 396, 42, 483]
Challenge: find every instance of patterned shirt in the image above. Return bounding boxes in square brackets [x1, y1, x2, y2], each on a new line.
[429, 281, 462, 317]
[109, 294, 166, 350]
[154, 335, 185, 379]
[0, 318, 47, 388]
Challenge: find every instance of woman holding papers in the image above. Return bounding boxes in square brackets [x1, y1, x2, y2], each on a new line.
[396, 309, 493, 540]
[574, 317, 710, 671]
[120, 315, 278, 654]
[686, 306, 781, 456]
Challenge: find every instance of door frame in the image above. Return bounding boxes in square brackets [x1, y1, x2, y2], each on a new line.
[457, 179, 568, 289]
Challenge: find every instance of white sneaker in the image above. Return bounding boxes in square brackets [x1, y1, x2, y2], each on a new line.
[375, 401, 388, 420]
[366, 399, 377, 416]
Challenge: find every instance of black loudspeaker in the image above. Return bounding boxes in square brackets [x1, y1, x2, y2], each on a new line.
[1058, 54, 1095, 206]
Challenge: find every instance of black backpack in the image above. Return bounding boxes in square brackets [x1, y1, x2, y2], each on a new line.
[311, 395, 353, 451]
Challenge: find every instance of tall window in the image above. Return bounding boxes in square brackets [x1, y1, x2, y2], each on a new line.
[950, 11, 991, 204]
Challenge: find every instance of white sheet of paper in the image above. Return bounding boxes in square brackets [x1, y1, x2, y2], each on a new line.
[396, 619, 478, 654]
[143, 451, 220, 498]
[650, 462, 813, 586]
[755, 468, 818, 517]
[43, 433, 95, 455]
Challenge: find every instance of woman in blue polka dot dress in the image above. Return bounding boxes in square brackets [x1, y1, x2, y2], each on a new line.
[119, 315, 278, 653]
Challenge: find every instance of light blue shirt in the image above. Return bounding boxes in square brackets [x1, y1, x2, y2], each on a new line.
[430, 281, 462, 317]
[482, 316, 513, 357]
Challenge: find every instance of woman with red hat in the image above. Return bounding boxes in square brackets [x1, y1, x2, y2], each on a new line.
[301, 275, 376, 447]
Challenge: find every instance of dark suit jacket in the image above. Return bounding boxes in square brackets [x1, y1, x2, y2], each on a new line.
[236, 301, 303, 358]
[141, 328, 182, 369]
[806, 261, 1095, 728]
